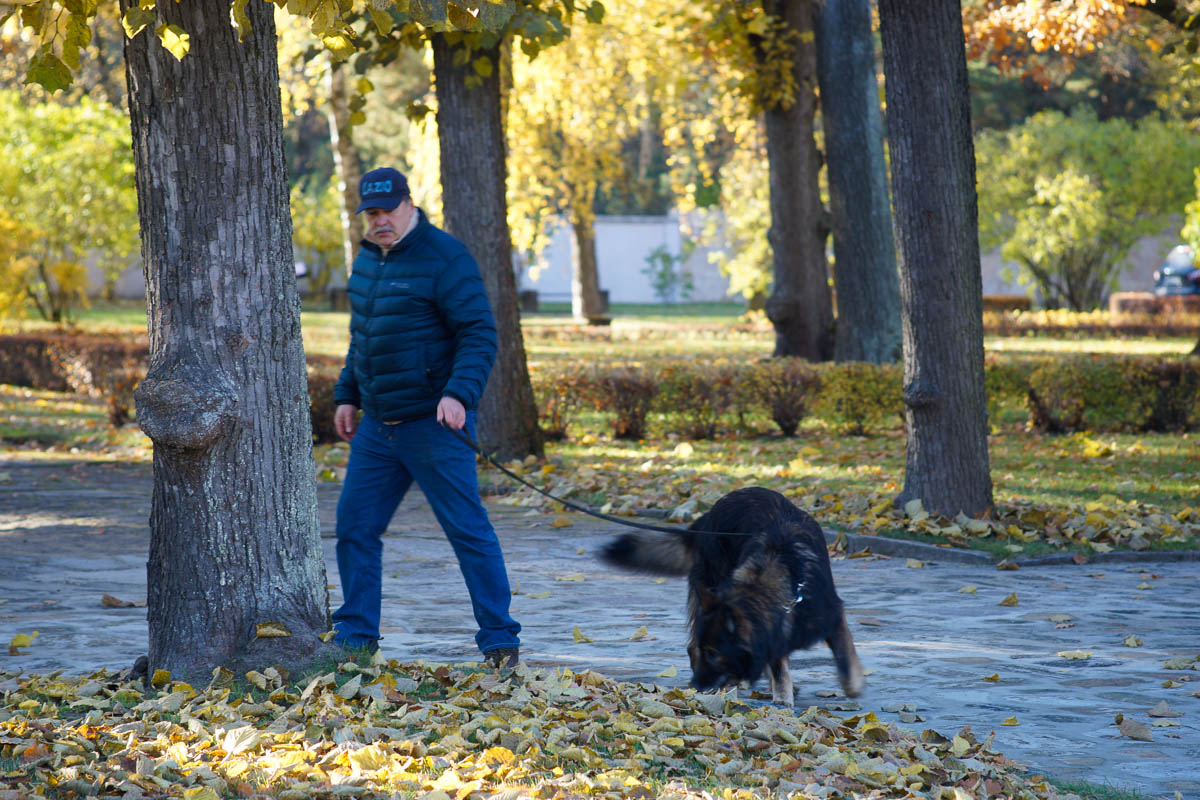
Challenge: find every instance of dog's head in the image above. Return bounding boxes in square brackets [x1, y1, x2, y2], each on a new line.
[687, 586, 758, 691]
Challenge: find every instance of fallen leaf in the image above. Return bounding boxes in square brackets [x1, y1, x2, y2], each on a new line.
[526, 591, 552, 599]
[550, 515, 574, 528]
[982, 674, 1000, 683]
[957, 585, 978, 594]
[1002, 716, 1019, 726]
[905, 558, 924, 569]
[1115, 714, 1153, 742]
[555, 573, 586, 582]
[657, 666, 677, 678]
[996, 559, 1020, 571]
[998, 593, 1019, 606]
[629, 625, 649, 641]
[572, 626, 594, 643]
[101, 593, 136, 608]
[1047, 614, 1073, 623]
[255, 622, 291, 638]
[1148, 700, 1183, 718]
[8, 631, 38, 655]
[1057, 650, 1092, 660]
[151, 669, 171, 688]
[1123, 634, 1143, 647]
[1163, 655, 1199, 670]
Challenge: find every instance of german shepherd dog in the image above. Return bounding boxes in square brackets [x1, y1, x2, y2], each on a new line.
[599, 486, 864, 705]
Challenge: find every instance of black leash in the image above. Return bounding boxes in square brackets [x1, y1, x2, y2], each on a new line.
[444, 425, 752, 537]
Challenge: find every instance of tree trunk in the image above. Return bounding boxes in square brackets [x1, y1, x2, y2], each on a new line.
[815, 0, 901, 364]
[570, 213, 606, 323]
[432, 33, 543, 461]
[761, 0, 835, 360]
[878, 0, 994, 518]
[121, 0, 329, 679]
[325, 57, 364, 278]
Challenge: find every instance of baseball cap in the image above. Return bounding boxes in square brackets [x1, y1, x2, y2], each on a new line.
[356, 167, 411, 213]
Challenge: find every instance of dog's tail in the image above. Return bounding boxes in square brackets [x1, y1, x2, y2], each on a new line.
[598, 532, 694, 577]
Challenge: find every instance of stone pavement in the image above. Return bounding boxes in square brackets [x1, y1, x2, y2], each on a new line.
[1, 459, 1198, 799]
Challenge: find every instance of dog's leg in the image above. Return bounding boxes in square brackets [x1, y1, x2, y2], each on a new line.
[768, 657, 793, 706]
[827, 613, 865, 697]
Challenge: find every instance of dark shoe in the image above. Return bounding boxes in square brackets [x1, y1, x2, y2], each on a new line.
[484, 647, 519, 668]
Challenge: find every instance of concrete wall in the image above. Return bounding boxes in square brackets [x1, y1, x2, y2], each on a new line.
[518, 212, 734, 304]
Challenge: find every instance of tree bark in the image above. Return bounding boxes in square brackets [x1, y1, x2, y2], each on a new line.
[432, 33, 544, 461]
[570, 213, 606, 323]
[815, 0, 901, 364]
[878, 0, 994, 518]
[325, 57, 364, 278]
[761, 0, 835, 360]
[121, 0, 329, 679]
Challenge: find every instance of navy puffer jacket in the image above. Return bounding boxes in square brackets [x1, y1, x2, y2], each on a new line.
[333, 210, 497, 422]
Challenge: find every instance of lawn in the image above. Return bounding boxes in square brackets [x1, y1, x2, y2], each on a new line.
[2, 302, 1197, 558]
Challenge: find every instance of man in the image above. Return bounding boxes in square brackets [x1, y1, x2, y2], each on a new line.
[331, 167, 521, 668]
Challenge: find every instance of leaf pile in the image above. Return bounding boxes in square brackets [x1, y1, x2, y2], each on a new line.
[485, 447, 1198, 554]
[1, 660, 1084, 800]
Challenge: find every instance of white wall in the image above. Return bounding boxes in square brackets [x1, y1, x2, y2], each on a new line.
[519, 212, 734, 304]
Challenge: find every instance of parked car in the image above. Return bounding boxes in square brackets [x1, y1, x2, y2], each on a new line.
[1153, 245, 1200, 296]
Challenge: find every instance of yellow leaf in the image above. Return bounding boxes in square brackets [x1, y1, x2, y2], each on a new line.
[629, 625, 649, 641]
[8, 630, 38, 654]
[572, 626, 594, 643]
[318, 630, 336, 642]
[156, 24, 190, 60]
[555, 572, 586, 581]
[151, 669, 171, 688]
[1002, 716, 1019, 726]
[526, 591, 552, 598]
[1123, 634, 1143, 647]
[982, 673, 1000, 683]
[1058, 650, 1092, 660]
[998, 593, 1018, 606]
[183, 788, 222, 800]
[957, 585, 977, 594]
[951, 735, 970, 756]
[255, 622, 291, 638]
[905, 558, 924, 569]
[550, 515, 574, 528]
[657, 665, 677, 678]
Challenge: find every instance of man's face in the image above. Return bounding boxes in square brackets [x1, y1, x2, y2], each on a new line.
[364, 199, 414, 247]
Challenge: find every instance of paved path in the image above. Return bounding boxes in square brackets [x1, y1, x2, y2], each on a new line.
[1, 460, 1197, 799]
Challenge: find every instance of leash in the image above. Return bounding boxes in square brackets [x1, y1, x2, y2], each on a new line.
[444, 425, 751, 537]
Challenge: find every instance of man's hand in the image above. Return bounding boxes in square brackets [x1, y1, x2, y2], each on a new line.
[335, 404, 359, 442]
[437, 396, 466, 430]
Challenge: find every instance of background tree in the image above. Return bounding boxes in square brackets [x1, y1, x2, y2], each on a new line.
[0, 90, 138, 322]
[814, 0, 901, 364]
[976, 110, 1200, 309]
[507, 0, 633, 324]
[879, 0, 994, 518]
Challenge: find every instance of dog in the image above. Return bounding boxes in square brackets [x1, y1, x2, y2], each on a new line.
[599, 486, 864, 705]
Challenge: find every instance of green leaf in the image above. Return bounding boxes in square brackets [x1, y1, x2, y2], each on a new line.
[367, 5, 393, 35]
[25, 50, 72, 93]
[472, 55, 492, 77]
[122, 6, 155, 38]
[349, 110, 366, 126]
[583, 1, 604, 24]
[322, 33, 355, 62]
[355, 76, 374, 94]
[156, 23, 190, 60]
[231, 0, 252, 40]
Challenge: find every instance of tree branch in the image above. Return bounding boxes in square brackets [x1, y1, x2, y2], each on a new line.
[1136, 0, 1200, 31]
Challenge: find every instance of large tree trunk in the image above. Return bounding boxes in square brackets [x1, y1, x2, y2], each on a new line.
[761, 0, 835, 360]
[325, 57, 364, 278]
[570, 213, 606, 323]
[121, 0, 329, 680]
[878, 0, 994, 518]
[432, 33, 544, 461]
[815, 0, 901, 364]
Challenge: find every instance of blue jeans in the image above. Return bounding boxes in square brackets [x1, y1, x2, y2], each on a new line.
[332, 412, 521, 654]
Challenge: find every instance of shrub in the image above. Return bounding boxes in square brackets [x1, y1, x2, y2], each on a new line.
[656, 360, 740, 439]
[816, 362, 903, 435]
[530, 364, 588, 441]
[751, 357, 821, 436]
[1027, 356, 1158, 433]
[306, 368, 341, 445]
[591, 366, 657, 440]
